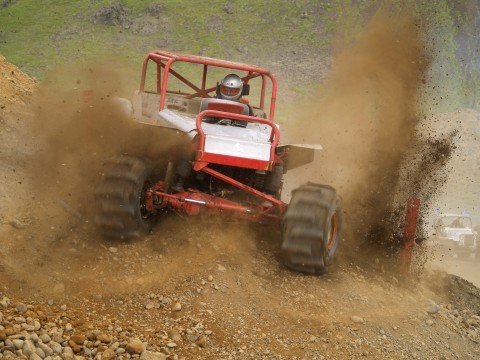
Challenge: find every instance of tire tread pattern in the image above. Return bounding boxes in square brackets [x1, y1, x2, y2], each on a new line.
[281, 182, 342, 274]
[95, 156, 152, 240]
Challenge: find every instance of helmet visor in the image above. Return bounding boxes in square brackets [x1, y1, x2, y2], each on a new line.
[220, 84, 241, 97]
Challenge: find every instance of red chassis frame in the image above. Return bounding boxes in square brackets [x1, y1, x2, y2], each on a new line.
[140, 51, 286, 221]
[140, 50, 278, 120]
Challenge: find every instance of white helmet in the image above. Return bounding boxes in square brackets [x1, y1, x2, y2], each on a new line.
[219, 74, 243, 101]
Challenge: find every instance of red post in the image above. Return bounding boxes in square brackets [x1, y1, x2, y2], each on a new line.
[201, 64, 208, 90]
[400, 198, 420, 273]
[156, 62, 162, 93]
[260, 74, 266, 110]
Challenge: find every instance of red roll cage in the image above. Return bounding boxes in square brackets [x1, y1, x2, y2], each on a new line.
[139, 51, 278, 122]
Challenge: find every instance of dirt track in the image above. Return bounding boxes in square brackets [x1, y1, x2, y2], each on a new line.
[1, 22, 480, 360]
[1, 208, 480, 359]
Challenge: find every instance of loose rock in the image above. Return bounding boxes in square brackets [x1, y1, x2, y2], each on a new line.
[0, 296, 10, 308]
[145, 302, 155, 310]
[196, 336, 207, 348]
[30, 353, 42, 360]
[9, 218, 27, 229]
[12, 338, 24, 349]
[50, 340, 62, 354]
[16, 303, 27, 313]
[40, 333, 51, 343]
[168, 329, 182, 342]
[97, 334, 112, 344]
[62, 346, 74, 360]
[35, 346, 46, 358]
[38, 342, 53, 356]
[70, 334, 85, 345]
[217, 264, 226, 272]
[141, 350, 168, 360]
[427, 303, 440, 315]
[22, 339, 36, 355]
[102, 348, 116, 360]
[126, 339, 144, 354]
[351, 316, 365, 324]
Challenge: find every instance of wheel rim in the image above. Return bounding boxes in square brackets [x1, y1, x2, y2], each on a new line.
[326, 212, 338, 251]
[140, 180, 153, 221]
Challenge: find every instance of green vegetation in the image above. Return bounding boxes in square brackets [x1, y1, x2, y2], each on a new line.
[0, 0, 325, 80]
[0, 0, 479, 110]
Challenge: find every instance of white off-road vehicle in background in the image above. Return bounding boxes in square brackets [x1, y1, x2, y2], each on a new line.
[431, 214, 478, 260]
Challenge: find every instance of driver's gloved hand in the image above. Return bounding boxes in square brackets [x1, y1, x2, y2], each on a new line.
[233, 120, 247, 127]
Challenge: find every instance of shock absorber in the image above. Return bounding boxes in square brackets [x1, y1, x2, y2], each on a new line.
[253, 170, 266, 190]
[265, 164, 284, 195]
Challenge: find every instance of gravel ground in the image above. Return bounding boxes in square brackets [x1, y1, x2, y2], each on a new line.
[0, 219, 479, 359]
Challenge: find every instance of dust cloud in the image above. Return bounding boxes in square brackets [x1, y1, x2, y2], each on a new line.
[8, 60, 262, 298]
[287, 15, 450, 264]
[1, 15, 454, 296]
[0, 62, 190, 296]
[27, 63, 183, 226]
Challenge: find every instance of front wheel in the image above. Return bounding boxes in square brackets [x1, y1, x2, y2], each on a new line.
[281, 183, 343, 274]
[95, 156, 154, 239]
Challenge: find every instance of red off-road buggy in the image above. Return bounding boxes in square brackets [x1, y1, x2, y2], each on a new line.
[95, 51, 343, 274]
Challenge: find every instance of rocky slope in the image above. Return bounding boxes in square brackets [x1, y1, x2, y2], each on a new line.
[0, 50, 479, 360]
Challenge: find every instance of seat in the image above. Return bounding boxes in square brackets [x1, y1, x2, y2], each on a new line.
[200, 98, 249, 115]
[200, 98, 249, 127]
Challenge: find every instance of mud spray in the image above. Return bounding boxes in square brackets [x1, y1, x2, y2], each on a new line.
[287, 15, 454, 269]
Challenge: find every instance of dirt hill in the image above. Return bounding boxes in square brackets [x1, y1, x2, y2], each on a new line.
[0, 44, 479, 360]
[0, 53, 36, 227]
[0, 53, 36, 112]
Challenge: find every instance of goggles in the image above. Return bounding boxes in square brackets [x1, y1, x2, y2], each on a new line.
[220, 84, 241, 97]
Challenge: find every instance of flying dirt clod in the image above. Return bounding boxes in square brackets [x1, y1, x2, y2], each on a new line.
[285, 16, 451, 269]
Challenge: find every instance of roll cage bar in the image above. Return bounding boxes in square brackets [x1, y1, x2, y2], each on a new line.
[139, 51, 278, 122]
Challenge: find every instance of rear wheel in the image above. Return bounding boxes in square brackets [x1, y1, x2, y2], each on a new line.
[95, 156, 154, 239]
[281, 183, 343, 274]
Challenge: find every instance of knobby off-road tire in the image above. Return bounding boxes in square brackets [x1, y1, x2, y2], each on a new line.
[281, 183, 343, 274]
[95, 156, 154, 240]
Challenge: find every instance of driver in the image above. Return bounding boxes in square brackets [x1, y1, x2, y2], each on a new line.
[218, 74, 244, 102]
[217, 73, 252, 124]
